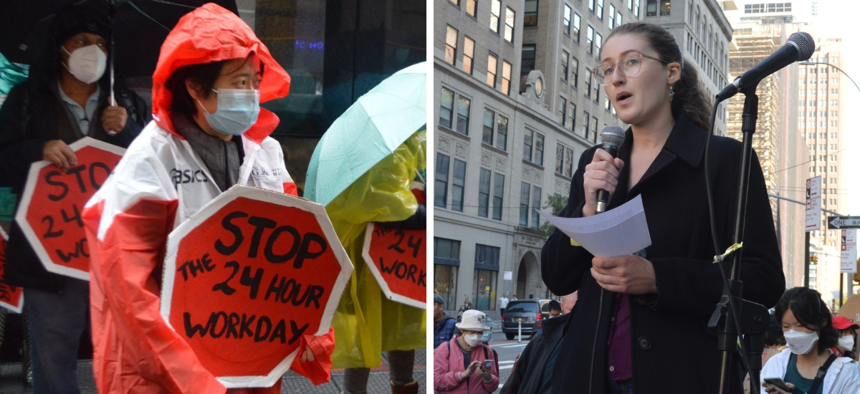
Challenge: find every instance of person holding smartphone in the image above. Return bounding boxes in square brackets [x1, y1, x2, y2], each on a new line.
[761, 287, 860, 393]
[434, 310, 499, 393]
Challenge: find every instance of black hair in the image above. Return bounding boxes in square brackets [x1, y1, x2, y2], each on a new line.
[764, 314, 786, 347]
[548, 300, 561, 312]
[165, 56, 264, 116]
[600, 22, 713, 131]
[774, 287, 839, 355]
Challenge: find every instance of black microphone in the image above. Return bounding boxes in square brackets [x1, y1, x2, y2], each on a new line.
[716, 32, 815, 101]
[596, 125, 625, 214]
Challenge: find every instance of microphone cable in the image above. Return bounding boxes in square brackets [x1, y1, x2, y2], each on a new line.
[703, 100, 752, 376]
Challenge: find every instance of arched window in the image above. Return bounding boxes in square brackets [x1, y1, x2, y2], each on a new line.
[695, 7, 700, 35]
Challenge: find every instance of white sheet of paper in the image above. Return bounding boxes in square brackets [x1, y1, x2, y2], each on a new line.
[538, 195, 652, 257]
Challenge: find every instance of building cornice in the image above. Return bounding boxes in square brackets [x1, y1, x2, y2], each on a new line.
[705, 0, 733, 41]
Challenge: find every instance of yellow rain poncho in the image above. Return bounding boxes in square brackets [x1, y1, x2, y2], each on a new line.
[326, 130, 426, 368]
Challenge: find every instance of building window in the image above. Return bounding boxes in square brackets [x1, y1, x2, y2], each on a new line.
[505, 8, 516, 43]
[587, 25, 594, 54]
[519, 182, 530, 225]
[555, 145, 564, 175]
[491, 0, 501, 33]
[445, 26, 458, 65]
[564, 5, 572, 35]
[592, 78, 599, 102]
[583, 110, 591, 139]
[608, 4, 615, 28]
[493, 173, 505, 220]
[487, 52, 498, 87]
[479, 168, 491, 217]
[646, 0, 656, 15]
[571, 56, 579, 88]
[524, 129, 533, 162]
[457, 96, 471, 135]
[531, 185, 542, 228]
[589, 0, 595, 12]
[617, 11, 623, 26]
[434, 238, 460, 308]
[591, 116, 598, 142]
[522, 44, 536, 77]
[634, 0, 640, 17]
[573, 13, 581, 43]
[463, 37, 475, 74]
[565, 145, 574, 176]
[555, 144, 574, 177]
[561, 50, 569, 80]
[502, 61, 512, 95]
[525, 0, 538, 26]
[440, 87, 454, 128]
[435, 153, 450, 208]
[466, 0, 477, 17]
[523, 128, 544, 165]
[482, 109, 495, 146]
[473, 244, 499, 310]
[628, 0, 633, 10]
[449, 0, 460, 6]
[597, 0, 604, 19]
[559, 97, 567, 126]
[496, 114, 508, 150]
[451, 159, 466, 212]
[568, 103, 576, 131]
[604, 96, 611, 111]
[584, 67, 592, 98]
[595, 32, 603, 55]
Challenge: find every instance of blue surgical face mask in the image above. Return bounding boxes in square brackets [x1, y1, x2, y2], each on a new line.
[198, 88, 260, 136]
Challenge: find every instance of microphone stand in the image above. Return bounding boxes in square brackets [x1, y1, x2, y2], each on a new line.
[707, 93, 770, 394]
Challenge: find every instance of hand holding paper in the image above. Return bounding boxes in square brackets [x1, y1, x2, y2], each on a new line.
[537, 195, 651, 258]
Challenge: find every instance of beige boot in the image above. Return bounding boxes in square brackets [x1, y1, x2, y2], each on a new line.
[390, 380, 419, 394]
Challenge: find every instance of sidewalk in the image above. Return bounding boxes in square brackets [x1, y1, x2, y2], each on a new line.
[0, 350, 427, 393]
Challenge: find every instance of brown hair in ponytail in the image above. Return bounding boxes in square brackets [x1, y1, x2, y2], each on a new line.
[601, 22, 713, 130]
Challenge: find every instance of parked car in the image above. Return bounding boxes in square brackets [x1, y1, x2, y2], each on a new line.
[501, 299, 551, 340]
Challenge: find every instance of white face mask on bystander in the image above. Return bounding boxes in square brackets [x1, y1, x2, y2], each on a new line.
[464, 333, 481, 347]
[784, 329, 819, 355]
[838, 335, 854, 352]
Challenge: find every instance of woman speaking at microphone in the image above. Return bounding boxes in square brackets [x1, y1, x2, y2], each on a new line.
[541, 22, 784, 394]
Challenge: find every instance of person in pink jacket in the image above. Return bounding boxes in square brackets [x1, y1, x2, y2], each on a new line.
[434, 310, 500, 393]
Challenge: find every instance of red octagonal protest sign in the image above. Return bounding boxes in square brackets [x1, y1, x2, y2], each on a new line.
[16, 137, 125, 280]
[361, 223, 426, 310]
[161, 186, 352, 388]
[0, 227, 24, 313]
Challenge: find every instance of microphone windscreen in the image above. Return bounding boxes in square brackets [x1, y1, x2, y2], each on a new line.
[599, 125, 625, 148]
[788, 32, 815, 60]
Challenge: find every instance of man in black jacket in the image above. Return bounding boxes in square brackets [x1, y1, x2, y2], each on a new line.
[0, 4, 146, 392]
[501, 303, 570, 394]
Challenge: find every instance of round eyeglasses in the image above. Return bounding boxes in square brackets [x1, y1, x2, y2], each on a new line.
[592, 52, 669, 86]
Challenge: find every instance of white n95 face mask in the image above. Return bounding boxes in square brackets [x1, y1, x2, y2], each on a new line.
[464, 333, 481, 347]
[62, 45, 107, 84]
[838, 335, 854, 352]
[784, 329, 819, 355]
[198, 88, 260, 136]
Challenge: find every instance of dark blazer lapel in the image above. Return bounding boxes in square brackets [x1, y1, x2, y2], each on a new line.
[629, 115, 708, 195]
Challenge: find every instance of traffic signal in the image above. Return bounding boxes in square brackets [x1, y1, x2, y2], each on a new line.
[810, 255, 818, 266]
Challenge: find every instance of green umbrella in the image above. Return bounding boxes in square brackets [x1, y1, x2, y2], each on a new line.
[305, 62, 426, 206]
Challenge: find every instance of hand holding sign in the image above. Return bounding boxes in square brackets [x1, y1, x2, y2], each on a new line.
[361, 223, 426, 309]
[17, 137, 125, 280]
[161, 186, 352, 388]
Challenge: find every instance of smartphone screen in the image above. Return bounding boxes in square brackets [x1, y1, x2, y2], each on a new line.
[483, 360, 494, 369]
[763, 377, 791, 392]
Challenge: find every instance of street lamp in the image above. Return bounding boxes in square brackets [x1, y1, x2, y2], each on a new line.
[799, 61, 860, 96]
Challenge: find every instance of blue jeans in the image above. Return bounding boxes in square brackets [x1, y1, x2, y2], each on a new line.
[24, 278, 89, 394]
[609, 378, 634, 394]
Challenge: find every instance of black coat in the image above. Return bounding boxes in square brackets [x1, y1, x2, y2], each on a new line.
[501, 313, 571, 394]
[0, 76, 147, 293]
[541, 115, 785, 394]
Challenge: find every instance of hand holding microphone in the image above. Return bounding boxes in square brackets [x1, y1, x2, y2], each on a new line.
[583, 126, 626, 217]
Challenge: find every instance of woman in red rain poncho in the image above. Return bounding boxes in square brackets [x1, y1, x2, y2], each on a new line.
[82, 4, 333, 393]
